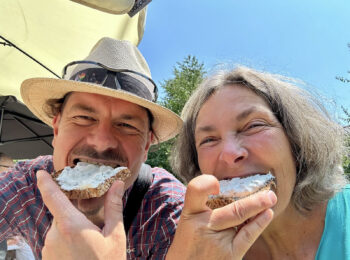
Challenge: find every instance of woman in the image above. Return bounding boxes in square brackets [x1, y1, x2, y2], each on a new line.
[171, 66, 349, 259]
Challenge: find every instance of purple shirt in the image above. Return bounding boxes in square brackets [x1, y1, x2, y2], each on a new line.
[0, 155, 185, 259]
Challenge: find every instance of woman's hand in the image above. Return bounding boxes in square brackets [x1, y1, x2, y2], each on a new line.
[167, 174, 277, 260]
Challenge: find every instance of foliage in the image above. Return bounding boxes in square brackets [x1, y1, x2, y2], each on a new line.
[146, 56, 206, 175]
[336, 43, 350, 177]
[344, 149, 350, 178]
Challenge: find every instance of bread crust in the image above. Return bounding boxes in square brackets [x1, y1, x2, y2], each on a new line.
[206, 175, 276, 210]
[52, 167, 130, 199]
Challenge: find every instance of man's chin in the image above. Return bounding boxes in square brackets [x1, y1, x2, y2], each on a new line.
[72, 197, 105, 228]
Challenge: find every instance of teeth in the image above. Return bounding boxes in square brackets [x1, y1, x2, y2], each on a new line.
[73, 158, 119, 168]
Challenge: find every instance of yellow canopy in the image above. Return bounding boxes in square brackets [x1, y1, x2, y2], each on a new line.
[0, 0, 146, 100]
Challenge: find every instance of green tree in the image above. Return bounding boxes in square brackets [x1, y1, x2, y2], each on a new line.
[337, 43, 350, 177]
[146, 55, 206, 176]
[344, 135, 350, 177]
[336, 43, 350, 84]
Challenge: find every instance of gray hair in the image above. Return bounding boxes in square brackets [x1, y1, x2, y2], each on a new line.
[171, 66, 348, 213]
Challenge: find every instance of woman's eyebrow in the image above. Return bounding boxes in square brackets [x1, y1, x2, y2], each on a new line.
[236, 106, 257, 121]
[195, 125, 215, 135]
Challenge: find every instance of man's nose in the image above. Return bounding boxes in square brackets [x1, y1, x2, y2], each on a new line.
[86, 122, 118, 151]
[219, 137, 248, 166]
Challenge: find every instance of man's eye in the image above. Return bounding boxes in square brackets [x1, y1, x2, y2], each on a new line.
[119, 122, 136, 129]
[117, 122, 141, 134]
[73, 115, 95, 122]
[71, 115, 97, 126]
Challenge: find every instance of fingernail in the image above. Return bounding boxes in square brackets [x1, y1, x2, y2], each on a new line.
[262, 209, 274, 222]
[267, 190, 277, 204]
[114, 181, 125, 198]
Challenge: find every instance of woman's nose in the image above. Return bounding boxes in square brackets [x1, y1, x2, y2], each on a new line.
[219, 137, 248, 166]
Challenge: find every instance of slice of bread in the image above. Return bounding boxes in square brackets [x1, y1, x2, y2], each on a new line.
[52, 163, 131, 199]
[206, 173, 276, 210]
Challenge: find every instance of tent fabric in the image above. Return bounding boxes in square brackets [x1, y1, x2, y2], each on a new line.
[0, 0, 146, 100]
[0, 95, 53, 159]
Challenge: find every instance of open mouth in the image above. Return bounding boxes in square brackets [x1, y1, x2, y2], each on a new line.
[72, 157, 122, 168]
[222, 172, 271, 181]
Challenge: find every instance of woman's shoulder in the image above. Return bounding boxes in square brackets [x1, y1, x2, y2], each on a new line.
[333, 184, 350, 200]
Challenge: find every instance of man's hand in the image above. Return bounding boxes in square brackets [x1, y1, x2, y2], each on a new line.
[37, 170, 127, 260]
[167, 174, 277, 260]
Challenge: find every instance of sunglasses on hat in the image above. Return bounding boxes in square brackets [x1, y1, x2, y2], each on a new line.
[62, 60, 158, 102]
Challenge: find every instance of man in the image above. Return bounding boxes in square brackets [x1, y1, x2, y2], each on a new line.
[0, 38, 185, 259]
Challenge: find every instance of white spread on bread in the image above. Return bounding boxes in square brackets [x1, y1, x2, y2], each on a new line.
[206, 173, 275, 209]
[218, 173, 275, 198]
[56, 162, 127, 191]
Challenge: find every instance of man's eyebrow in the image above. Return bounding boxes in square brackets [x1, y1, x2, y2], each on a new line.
[69, 103, 96, 113]
[119, 113, 146, 124]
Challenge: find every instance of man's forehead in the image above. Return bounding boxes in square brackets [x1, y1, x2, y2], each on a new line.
[66, 92, 146, 112]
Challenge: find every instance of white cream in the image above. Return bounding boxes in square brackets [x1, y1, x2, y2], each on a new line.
[219, 173, 275, 197]
[56, 162, 127, 191]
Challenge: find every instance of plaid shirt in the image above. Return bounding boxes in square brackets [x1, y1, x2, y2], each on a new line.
[0, 155, 185, 259]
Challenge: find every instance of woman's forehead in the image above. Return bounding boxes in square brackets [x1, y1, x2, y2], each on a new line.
[199, 85, 268, 113]
[195, 85, 273, 129]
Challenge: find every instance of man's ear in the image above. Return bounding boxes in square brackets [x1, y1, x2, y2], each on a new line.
[143, 131, 154, 162]
[51, 114, 61, 148]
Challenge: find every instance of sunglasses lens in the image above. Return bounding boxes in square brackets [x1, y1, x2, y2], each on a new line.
[64, 64, 108, 84]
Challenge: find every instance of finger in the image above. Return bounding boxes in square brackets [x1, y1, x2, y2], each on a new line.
[42, 220, 64, 260]
[183, 174, 220, 214]
[232, 209, 274, 257]
[37, 170, 85, 221]
[103, 180, 125, 238]
[209, 190, 277, 230]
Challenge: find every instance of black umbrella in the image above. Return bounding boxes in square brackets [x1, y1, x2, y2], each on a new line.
[0, 95, 53, 159]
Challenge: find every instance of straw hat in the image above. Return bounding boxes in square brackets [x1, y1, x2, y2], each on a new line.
[21, 37, 182, 143]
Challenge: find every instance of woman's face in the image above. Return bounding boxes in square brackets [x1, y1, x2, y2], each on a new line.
[194, 84, 297, 216]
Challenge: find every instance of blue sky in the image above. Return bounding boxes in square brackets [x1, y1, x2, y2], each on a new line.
[139, 0, 350, 124]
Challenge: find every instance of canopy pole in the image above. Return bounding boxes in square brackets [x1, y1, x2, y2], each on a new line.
[0, 35, 61, 78]
[0, 107, 4, 140]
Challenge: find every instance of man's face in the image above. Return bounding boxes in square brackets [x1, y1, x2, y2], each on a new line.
[51, 92, 153, 226]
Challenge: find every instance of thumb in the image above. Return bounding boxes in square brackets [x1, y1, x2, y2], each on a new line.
[103, 180, 126, 238]
[37, 170, 84, 221]
[183, 174, 220, 215]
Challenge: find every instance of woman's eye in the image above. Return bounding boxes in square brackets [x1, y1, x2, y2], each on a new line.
[247, 122, 266, 129]
[243, 121, 269, 133]
[199, 137, 216, 146]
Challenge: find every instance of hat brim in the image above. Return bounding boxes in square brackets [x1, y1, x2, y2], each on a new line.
[21, 78, 183, 144]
